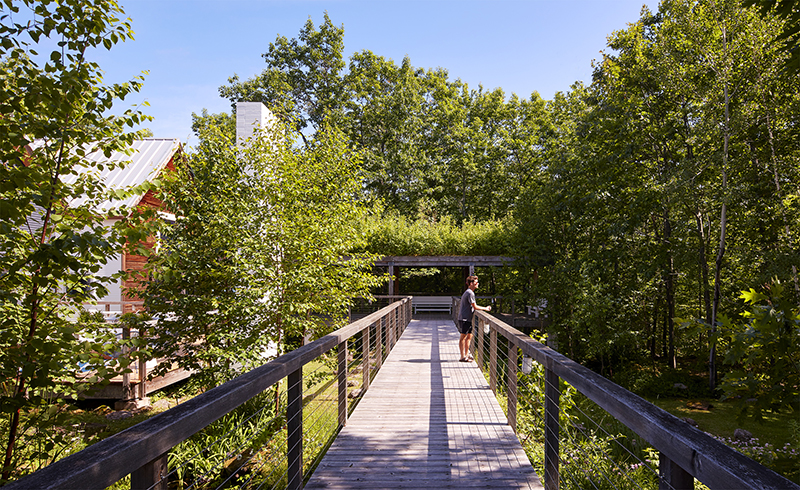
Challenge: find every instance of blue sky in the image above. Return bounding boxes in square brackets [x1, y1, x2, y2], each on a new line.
[96, 0, 659, 145]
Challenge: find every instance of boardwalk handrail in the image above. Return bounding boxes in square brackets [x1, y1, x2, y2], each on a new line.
[6, 297, 412, 490]
[472, 309, 799, 490]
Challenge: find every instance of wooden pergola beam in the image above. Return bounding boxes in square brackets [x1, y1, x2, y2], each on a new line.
[375, 255, 515, 267]
[376, 256, 515, 295]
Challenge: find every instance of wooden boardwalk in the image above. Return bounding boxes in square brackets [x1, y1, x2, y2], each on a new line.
[305, 318, 543, 489]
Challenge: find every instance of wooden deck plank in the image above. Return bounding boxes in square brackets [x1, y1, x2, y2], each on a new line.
[305, 319, 543, 490]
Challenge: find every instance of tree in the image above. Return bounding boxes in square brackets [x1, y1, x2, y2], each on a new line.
[265, 125, 384, 351]
[513, 0, 799, 378]
[140, 117, 383, 388]
[139, 121, 275, 388]
[219, 14, 549, 224]
[655, 0, 794, 387]
[591, 4, 697, 369]
[344, 52, 430, 215]
[219, 12, 347, 141]
[190, 108, 235, 146]
[0, 0, 151, 481]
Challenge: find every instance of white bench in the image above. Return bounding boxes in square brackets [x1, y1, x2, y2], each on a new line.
[412, 296, 453, 314]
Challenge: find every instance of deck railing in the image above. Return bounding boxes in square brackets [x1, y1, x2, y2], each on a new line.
[6, 297, 412, 490]
[470, 308, 799, 490]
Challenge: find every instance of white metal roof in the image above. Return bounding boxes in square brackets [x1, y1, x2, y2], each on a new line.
[64, 138, 180, 213]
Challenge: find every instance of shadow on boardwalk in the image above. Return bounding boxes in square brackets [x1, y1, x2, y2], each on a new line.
[305, 318, 542, 490]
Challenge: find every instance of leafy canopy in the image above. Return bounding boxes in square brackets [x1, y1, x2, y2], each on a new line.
[0, 0, 151, 482]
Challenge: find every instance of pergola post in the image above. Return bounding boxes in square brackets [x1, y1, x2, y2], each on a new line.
[388, 262, 395, 295]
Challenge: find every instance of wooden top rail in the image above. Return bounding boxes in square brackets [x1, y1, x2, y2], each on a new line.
[475, 310, 799, 490]
[6, 298, 411, 490]
[375, 255, 515, 267]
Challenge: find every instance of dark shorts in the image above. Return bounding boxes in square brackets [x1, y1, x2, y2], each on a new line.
[459, 319, 473, 335]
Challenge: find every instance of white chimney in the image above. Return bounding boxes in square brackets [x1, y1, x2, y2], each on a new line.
[236, 102, 276, 147]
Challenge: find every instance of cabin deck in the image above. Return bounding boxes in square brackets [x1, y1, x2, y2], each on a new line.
[76, 361, 193, 400]
[305, 318, 542, 489]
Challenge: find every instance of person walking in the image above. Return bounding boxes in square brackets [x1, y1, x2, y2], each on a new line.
[458, 275, 491, 362]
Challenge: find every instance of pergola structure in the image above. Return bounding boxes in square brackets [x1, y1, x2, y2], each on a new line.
[375, 255, 515, 295]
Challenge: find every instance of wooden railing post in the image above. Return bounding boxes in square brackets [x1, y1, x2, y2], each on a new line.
[489, 326, 498, 394]
[507, 342, 518, 433]
[385, 315, 388, 353]
[287, 367, 303, 490]
[362, 326, 371, 392]
[398, 303, 402, 337]
[659, 453, 693, 490]
[338, 341, 348, 428]
[399, 300, 404, 331]
[475, 317, 484, 367]
[130, 453, 167, 490]
[544, 366, 560, 490]
[376, 318, 383, 370]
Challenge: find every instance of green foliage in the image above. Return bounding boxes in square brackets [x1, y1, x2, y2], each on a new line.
[141, 117, 384, 386]
[139, 120, 276, 387]
[510, 354, 661, 489]
[512, 0, 800, 376]
[190, 109, 235, 145]
[559, 436, 659, 490]
[615, 363, 713, 399]
[651, 397, 799, 482]
[213, 4, 800, 384]
[744, 0, 800, 73]
[791, 420, 800, 449]
[167, 392, 280, 489]
[0, 0, 152, 482]
[718, 280, 799, 421]
[219, 14, 551, 223]
[219, 12, 346, 137]
[355, 214, 514, 256]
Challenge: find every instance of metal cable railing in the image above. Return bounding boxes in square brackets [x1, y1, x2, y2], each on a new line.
[5, 298, 412, 490]
[468, 308, 799, 490]
[473, 327, 662, 489]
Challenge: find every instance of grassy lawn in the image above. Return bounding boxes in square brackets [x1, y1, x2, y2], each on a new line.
[650, 396, 799, 483]
[650, 397, 796, 446]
